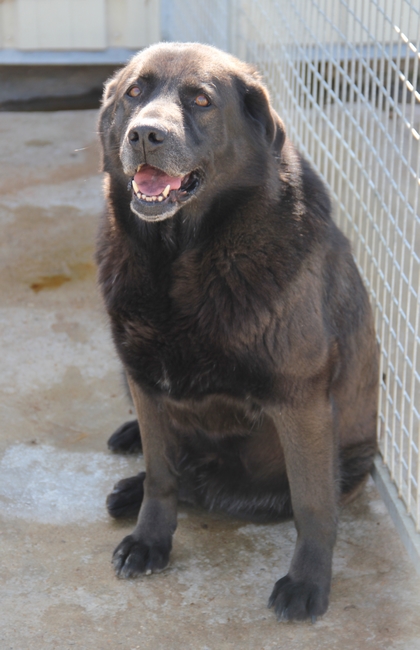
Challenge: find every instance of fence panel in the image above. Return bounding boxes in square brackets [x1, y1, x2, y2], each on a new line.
[166, 0, 420, 541]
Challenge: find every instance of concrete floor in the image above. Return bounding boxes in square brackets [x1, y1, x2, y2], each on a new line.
[0, 110, 419, 650]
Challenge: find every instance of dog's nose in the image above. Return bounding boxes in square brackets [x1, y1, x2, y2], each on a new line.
[128, 124, 167, 149]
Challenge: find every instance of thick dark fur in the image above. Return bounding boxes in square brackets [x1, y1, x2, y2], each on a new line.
[97, 42, 378, 621]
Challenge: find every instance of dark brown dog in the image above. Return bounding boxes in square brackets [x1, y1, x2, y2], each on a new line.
[96, 42, 378, 621]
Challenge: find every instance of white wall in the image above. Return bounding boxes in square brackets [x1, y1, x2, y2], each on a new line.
[0, 0, 160, 52]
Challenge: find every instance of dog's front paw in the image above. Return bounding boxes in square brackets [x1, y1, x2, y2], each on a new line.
[268, 575, 329, 622]
[112, 534, 172, 579]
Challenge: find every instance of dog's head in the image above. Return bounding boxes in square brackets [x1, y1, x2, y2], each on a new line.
[99, 42, 285, 222]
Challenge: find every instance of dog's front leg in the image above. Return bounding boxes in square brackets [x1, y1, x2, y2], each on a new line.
[112, 378, 178, 578]
[268, 387, 338, 621]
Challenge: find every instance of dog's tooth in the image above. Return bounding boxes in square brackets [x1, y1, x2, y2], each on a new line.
[146, 196, 153, 202]
[140, 193, 147, 200]
[162, 184, 171, 198]
[157, 196, 163, 202]
[137, 164, 143, 172]
[151, 196, 157, 201]
[132, 179, 140, 194]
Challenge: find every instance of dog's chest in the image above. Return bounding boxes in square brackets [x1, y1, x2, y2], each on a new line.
[118, 305, 271, 400]
[111, 253, 275, 400]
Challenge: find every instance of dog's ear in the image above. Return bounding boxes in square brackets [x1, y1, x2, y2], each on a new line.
[99, 70, 122, 130]
[98, 69, 125, 172]
[238, 74, 286, 153]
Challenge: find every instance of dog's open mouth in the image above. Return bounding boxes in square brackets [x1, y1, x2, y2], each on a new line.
[130, 164, 200, 209]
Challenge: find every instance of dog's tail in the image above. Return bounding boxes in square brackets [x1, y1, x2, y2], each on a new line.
[339, 440, 377, 505]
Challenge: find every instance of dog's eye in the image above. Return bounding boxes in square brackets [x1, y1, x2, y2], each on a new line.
[195, 94, 211, 107]
[127, 85, 141, 98]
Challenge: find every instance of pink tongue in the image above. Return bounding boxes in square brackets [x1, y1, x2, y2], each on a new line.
[134, 165, 183, 196]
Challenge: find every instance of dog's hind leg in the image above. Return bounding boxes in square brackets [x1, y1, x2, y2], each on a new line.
[107, 472, 145, 519]
[107, 420, 142, 454]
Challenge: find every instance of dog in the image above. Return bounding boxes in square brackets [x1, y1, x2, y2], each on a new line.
[96, 42, 378, 621]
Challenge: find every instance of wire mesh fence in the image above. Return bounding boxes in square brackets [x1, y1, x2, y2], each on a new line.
[164, 0, 420, 535]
